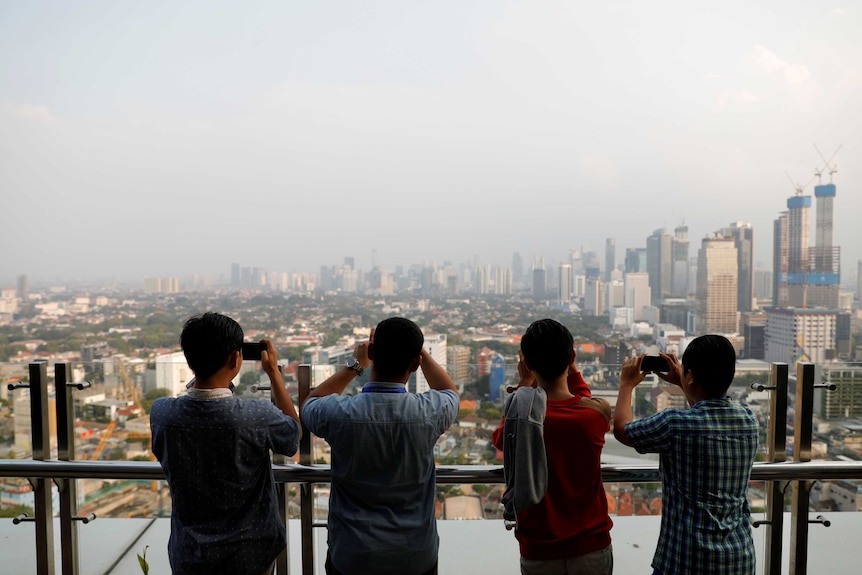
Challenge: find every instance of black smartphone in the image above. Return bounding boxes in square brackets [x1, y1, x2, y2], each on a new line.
[641, 355, 670, 373]
[241, 342, 265, 361]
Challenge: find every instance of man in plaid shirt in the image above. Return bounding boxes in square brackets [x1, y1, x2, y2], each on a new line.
[613, 335, 758, 575]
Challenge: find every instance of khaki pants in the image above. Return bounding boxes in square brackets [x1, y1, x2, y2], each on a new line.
[520, 545, 613, 575]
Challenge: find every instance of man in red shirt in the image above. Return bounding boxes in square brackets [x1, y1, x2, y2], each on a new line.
[493, 319, 613, 575]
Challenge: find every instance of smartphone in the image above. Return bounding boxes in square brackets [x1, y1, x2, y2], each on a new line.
[641, 355, 670, 373]
[241, 342, 265, 361]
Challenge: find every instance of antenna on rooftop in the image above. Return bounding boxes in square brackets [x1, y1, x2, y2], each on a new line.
[814, 144, 842, 184]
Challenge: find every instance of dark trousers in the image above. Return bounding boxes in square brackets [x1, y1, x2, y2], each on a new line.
[325, 552, 438, 575]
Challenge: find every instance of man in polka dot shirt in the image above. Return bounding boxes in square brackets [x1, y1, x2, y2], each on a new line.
[151, 312, 302, 575]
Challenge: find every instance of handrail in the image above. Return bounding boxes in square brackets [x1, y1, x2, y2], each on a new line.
[2, 459, 862, 483]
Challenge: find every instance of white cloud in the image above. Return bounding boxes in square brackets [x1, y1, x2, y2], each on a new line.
[717, 89, 758, 110]
[1, 102, 57, 125]
[752, 45, 811, 85]
[831, 8, 846, 16]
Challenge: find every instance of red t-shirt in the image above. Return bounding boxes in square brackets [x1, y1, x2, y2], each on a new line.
[493, 376, 612, 560]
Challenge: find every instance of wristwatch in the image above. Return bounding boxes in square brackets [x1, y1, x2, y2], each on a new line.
[346, 357, 364, 376]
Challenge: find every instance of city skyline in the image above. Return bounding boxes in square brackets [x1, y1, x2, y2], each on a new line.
[2, 2, 862, 283]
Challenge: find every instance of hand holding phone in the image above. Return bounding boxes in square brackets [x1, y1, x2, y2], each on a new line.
[640, 355, 670, 373]
[241, 342, 265, 361]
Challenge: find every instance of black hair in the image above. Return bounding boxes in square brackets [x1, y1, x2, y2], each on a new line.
[372, 317, 424, 379]
[520, 318, 574, 382]
[681, 334, 736, 397]
[180, 312, 243, 380]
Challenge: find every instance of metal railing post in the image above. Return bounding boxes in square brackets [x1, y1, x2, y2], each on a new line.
[269, 366, 290, 575]
[30, 361, 56, 575]
[762, 362, 788, 575]
[55, 363, 81, 575]
[790, 362, 815, 575]
[297, 364, 314, 575]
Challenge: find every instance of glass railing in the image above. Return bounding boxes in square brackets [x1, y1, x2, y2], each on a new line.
[3, 359, 861, 574]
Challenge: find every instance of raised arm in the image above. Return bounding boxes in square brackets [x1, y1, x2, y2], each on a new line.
[303, 342, 371, 404]
[260, 339, 302, 437]
[420, 348, 458, 396]
[613, 355, 645, 447]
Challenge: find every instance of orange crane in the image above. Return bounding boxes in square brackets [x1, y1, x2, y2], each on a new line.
[90, 421, 117, 460]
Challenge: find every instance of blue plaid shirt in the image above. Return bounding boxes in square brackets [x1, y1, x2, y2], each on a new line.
[625, 397, 758, 575]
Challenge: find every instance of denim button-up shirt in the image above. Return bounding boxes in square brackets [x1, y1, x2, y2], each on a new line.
[302, 384, 458, 575]
[151, 395, 300, 575]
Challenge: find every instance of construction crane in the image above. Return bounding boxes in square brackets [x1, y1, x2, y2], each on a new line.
[785, 170, 816, 196]
[90, 421, 117, 460]
[813, 144, 842, 183]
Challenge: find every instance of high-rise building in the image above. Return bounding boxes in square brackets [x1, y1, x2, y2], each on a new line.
[230, 263, 240, 286]
[671, 225, 689, 297]
[773, 212, 789, 307]
[605, 238, 616, 281]
[558, 263, 572, 304]
[740, 312, 767, 360]
[787, 194, 812, 307]
[857, 260, 862, 304]
[584, 278, 605, 316]
[446, 345, 471, 389]
[722, 222, 754, 312]
[16, 274, 28, 300]
[143, 277, 180, 294]
[415, 334, 447, 394]
[764, 308, 837, 364]
[809, 183, 840, 308]
[647, 228, 672, 304]
[815, 364, 862, 419]
[494, 266, 512, 295]
[624, 272, 651, 321]
[754, 269, 773, 305]
[512, 252, 524, 284]
[606, 279, 625, 309]
[532, 257, 546, 299]
[476, 265, 490, 295]
[696, 235, 738, 334]
[625, 248, 647, 273]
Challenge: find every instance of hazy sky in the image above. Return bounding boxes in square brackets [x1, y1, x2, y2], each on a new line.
[2, 1, 860, 286]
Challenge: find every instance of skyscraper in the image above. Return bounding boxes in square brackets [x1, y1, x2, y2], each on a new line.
[415, 334, 447, 394]
[231, 263, 240, 287]
[532, 257, 546, 299]
[624, 272, 651, 321]
[671, 224, 689, 297]
[16, 274, 28, 300]
[605, 238, 616, 281]
[696, 234, 738, 334]
[722, 222, 754, 312]
[808, 183, 840, 308]
[857, 260, 862, 304]
[512, 252, 524, 284]
[625, 248, 647, 273]
[558, 263, 572, 304]
[646, 228, 672, 304]
[787, 194, 812, 307]
[773, 212, 789, 307]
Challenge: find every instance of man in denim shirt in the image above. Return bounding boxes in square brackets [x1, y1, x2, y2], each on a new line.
[151, 313, 301, 575]
[302, 317, 459, 575]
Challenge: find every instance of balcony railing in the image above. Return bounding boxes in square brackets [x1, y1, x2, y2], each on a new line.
[2, 361, 861, 574]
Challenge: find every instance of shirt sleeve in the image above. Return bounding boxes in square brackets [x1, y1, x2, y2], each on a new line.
[300, 396, 329, 439]
[625, 409, 676, 454]
[261, 403, 301, 457]
[431, 389, 459, 435]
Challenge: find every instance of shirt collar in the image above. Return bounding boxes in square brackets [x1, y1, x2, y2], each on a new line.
[361, 382, 407, 394]
[187, 387, 234, 400]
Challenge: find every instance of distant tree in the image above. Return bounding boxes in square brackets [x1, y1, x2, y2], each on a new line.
[0, 504, 34, 518]
[241, 370, 261, 387]
[141, 388, 170, 414]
